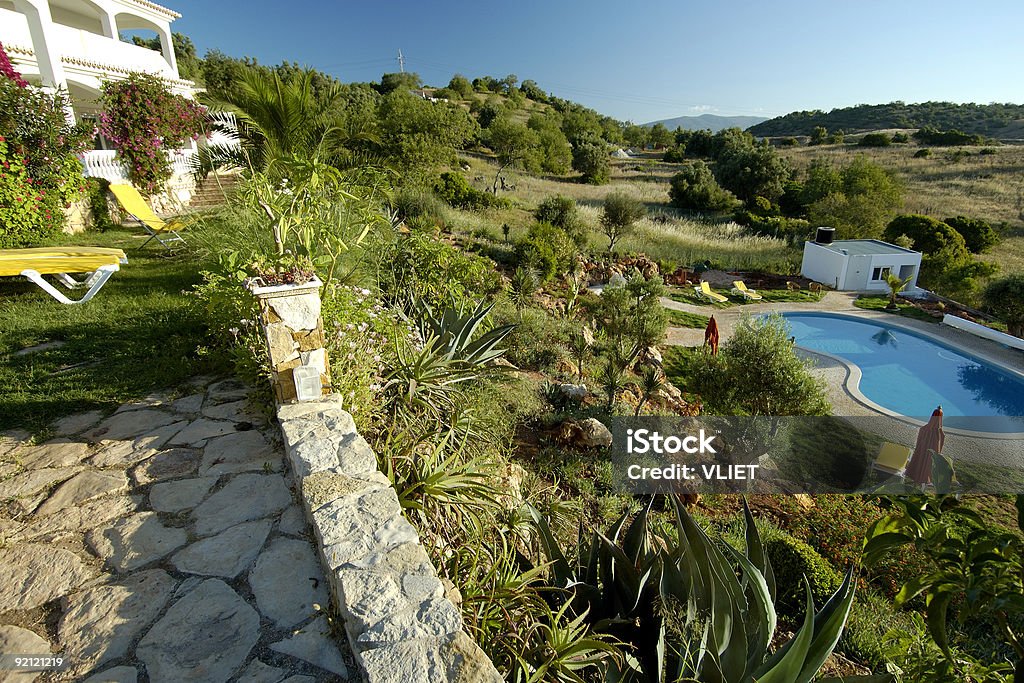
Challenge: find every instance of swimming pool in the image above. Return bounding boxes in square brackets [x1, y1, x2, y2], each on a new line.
[782, 312, 1024, 434]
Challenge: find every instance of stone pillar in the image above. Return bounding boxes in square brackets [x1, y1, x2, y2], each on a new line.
[248, 277, 332, 404]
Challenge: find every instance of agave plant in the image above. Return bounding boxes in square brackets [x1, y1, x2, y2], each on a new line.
[526, 497, 861, 683]
[404, 297, 516, 366]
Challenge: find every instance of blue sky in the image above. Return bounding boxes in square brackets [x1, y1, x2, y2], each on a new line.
[168, 0, 1024, 123]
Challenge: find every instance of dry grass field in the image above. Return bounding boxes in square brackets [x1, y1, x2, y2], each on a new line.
[779, 140, 1024, 274]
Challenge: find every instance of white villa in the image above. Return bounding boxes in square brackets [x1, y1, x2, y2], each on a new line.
[0, 0, 210, 206]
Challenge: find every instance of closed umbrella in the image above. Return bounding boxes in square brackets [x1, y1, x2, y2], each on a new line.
[704, 315, 720, 355]
[905, 406, 945, 486]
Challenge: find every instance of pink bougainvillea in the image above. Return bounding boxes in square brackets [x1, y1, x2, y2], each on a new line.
[99, 73, 205, 192]
[0, 42, 28, 88]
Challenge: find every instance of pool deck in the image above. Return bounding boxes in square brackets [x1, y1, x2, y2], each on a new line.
[661, 291, 1024, 471]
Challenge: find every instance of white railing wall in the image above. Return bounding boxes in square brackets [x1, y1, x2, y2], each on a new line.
[80, 148, 198, 183]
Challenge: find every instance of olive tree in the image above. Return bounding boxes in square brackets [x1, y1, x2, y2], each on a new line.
[983, 275, 1024, 337]
[600, 191, 646, 251]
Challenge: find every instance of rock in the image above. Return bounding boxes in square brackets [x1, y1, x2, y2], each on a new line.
[269, 615, 348, 678]
[249, 537, 328, 629]
[558, 418, 613, 448]
[86, 512, 188, 572]
[0, 544, 97, 611]
[278, 505, 307, 536]
[58, 569, 176, 667]
[0, 626, 50, 682]
[267, 294, 320, 332]
[35, 471, 127, 516]
[136, 420, 188, 451]
[13, 495, 140, 543]
[192, 474, 291, 537]
[205, 379, 249, 405]
[17, 441, 90, 469]
[0, 429, 30, 458]
[171, 393, 204, 415]
[202, 399, 258, 422]
[114, 393, 170, 413]
[171, 520, 272, 578]
[149, 477, 217, 513]
[88, 440, 158, 468]
[136, 579, 259, 683]
[0, 467, 80, 501]
[81, 667, 138, 683]
[199, 431, 279, 477]
[85, 410, 177, 442]
[639, 345, 663, 367]
[235, 660, 287, 683]
[169, 419, 238, 447]
[131, 448, 201, 485]
[793, 493, 816, 510]
[557, 383, 588, 399]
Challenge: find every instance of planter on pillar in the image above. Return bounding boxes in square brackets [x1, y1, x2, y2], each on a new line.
[247, 276, 332, 403]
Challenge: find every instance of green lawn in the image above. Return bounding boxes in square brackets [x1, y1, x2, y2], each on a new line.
[853, 295, 940, 323]
[667, 285, 825, 308]
[0, 228, 227, 434]
[665, 308, 711, 328]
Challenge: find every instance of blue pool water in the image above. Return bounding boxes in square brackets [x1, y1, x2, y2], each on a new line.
[782, 312, 1024, 433]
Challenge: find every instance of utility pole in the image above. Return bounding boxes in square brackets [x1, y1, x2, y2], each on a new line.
[397, 49, 405, 73]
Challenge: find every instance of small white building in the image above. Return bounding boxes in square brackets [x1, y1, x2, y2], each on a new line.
[801, 234, 922, 292]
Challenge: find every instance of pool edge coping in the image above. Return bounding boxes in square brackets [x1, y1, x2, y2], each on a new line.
[784, 311, 1024, 441]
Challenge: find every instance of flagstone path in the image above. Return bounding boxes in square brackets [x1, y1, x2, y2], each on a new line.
[0, 378, 353, 683]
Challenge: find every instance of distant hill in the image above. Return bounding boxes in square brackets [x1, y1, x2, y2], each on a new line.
[643, 113, 769, 132]
[749, 101, 1024, 138]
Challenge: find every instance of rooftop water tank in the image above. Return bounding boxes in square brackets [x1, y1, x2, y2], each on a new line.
[815, 227, 835, 245]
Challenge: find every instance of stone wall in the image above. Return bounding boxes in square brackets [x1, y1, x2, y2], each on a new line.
[276, 396, 503, 683]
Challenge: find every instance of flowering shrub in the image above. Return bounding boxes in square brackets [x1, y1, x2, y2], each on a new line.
[99, 73, 205, 192]
[0, 45, 89, 247]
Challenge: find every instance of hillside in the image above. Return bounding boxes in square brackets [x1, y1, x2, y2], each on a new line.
[644, 113, 768, 132]
[749, 101, 1024, 139]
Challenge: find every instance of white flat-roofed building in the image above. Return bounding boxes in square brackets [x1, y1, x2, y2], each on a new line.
[801, 236, 922, 292]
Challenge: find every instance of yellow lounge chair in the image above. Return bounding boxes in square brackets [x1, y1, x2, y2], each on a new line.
[109, 184, 186, 250]
[872, 441, 912, 477]
[732, 280, 763, 301]
[694, 280, 728, 304]
[0, 247, 127, 304]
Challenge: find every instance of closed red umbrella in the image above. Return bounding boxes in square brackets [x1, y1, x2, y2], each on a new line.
[905, 406, 945, 486]
[704, 315, 720, 355]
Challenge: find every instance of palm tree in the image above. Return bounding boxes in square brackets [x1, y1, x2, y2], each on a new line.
[507, 267, 539, 321]
[599, 359, 625, 413]
[566, 327, 592, 383]
[198, 68, 379, 175]
[884, 272, 913, 310]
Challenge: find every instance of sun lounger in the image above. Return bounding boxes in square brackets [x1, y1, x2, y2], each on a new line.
[872, 441, 912, 477]
[0, 247, 127, 304]
[694, 280, 728, 304]
[109, 184, 186, 250]
[731, 280, 763, 301]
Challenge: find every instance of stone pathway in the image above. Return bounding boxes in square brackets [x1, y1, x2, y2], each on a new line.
[0, 378, 353, 683]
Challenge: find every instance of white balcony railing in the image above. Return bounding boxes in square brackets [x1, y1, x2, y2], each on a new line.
[80, 149, 197, 183]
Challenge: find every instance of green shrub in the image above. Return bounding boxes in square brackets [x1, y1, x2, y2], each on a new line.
[982, 275, 1024, 337]
[85, 178, 115, 231]
[779, 137, 799, 146]
[392, 186, 446, 223]
[891, 132, 910, 143]
[662, 145, 687, 162]
[434, 171, 508, 210]
[0, 62, 90, 246]
[494, 302, 571, 371]
[944, 215, 998, 253]
[533, 195, 585, 245]
[979, 147, 998, 155]
[514, 222, 576, 282]
[668, 161, 737, 212]
[913, 126, 986, 146]
[858, 133, 892, 147]
[913, 148, 932, 158]
[883, 214, 966, 255]
[764, 532, 842, 617]
[571, 141, 610, 185]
